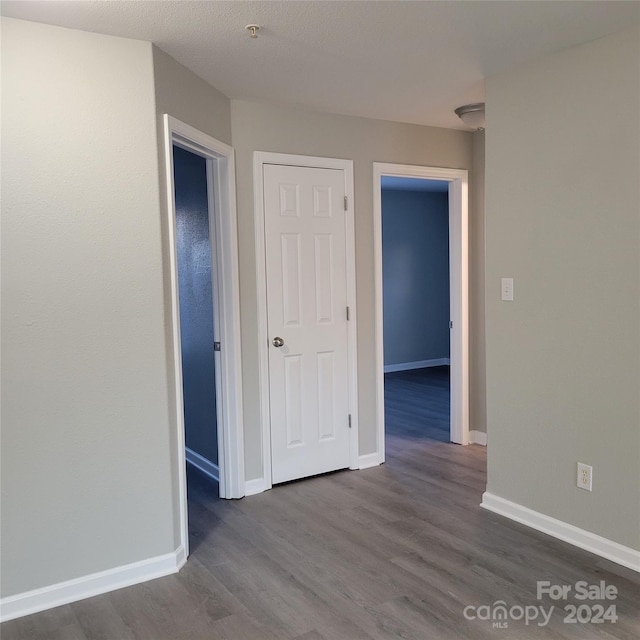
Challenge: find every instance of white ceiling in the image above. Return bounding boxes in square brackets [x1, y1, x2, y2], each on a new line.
[3, 1, 639, 130]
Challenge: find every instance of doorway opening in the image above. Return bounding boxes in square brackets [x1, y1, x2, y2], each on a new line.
[381, 177, 452, 448]
[173, 144, 221, 481]
[164, 116, 244, 559]
[373, 163, 469, 463]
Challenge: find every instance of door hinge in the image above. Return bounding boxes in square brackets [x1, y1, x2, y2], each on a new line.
[346, 306, 350, 321]
[348, 414, 352, 428]
[344, 195, 348, 211]
[449, 320, 453, 329]
[214, 341, 221, 351]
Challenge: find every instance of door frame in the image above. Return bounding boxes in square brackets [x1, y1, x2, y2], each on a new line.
[373, 163, 469, 457]
[164, 115, 245, 556]
[252, 152, 359, 495]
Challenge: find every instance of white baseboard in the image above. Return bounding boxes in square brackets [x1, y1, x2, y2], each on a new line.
[358, 452, 383, 469]
[185, 447, 219, 481]
[247, 455, 384, 493]
[175, 544, 187, 569]
[481, 493, 640, 573]
[245, 477, 271, 496]
[469, 430, 487, 446]
[0, 546, 186, 623]
[384, 358, 450, 373]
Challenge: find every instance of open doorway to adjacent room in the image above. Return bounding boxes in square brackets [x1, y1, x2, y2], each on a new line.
[164, 116, 245, 559]
[381, 177, 452, 449]
[373, 163, 469, 462]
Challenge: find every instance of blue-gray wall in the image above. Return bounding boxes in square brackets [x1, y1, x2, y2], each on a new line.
[174, 146, 218, 465]
[382, 190, 450, 366]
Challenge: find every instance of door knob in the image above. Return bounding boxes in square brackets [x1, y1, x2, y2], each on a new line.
[272, 337, 285, 348]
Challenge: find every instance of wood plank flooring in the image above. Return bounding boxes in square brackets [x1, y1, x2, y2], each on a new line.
[384, 367, 450, 443]
[3, 369, 639, 639]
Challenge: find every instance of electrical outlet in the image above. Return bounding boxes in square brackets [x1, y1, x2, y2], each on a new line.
[577, 463, 593, 491]
[501, 277, 514, 301]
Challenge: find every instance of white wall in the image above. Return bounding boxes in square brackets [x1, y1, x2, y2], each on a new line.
[470, 132, 487, 435]
[152, 46, 232, 146]
[1, 18, 175, 597]
[230, 100, 474, 479]
[485, 26, 640, 549]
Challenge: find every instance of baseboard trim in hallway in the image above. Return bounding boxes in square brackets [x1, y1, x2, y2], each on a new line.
[358, 452, 383, 469]
[481, 492, 640, 573]
[185, 447, 219, 481]
[469, 430, 487, 446]
[0, 546, 186, 623]
[383, 358, 450, 373]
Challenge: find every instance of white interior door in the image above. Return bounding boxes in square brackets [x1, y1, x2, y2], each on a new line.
[264, 163, 351, 484]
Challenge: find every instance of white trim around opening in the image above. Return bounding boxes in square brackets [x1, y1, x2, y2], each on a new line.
[373, 163, 470, 460]
[163, 115, 245, 561]
[252, 152, 359, 494]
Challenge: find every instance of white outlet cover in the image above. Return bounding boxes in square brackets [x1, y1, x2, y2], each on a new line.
[501, 277, 514, 301]
[577, 462, 593, 491]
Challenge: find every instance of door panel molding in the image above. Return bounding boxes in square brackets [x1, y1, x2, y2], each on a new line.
[373, 163, 470, 456]
[164, 116, 245, 560]
[253, 152, 358, 494]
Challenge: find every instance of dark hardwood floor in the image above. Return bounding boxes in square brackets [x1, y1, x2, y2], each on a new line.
[384, 366, 451, 444]
[3, 370, 639, 639]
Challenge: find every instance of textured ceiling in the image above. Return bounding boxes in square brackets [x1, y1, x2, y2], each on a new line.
[2, 1, 639, 130]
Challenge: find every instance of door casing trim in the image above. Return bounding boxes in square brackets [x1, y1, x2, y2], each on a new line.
[253, 152, 359, 493]
[164, 115, 245, 559]
[373, 163, 470, 458]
